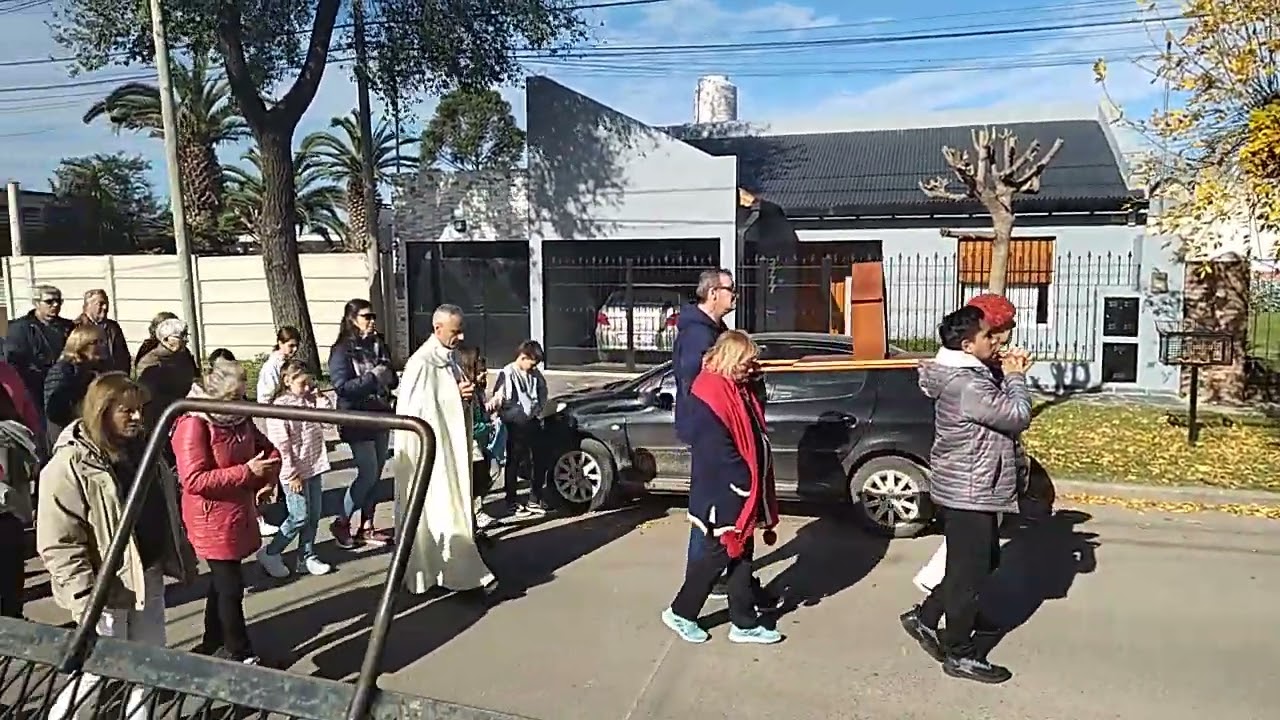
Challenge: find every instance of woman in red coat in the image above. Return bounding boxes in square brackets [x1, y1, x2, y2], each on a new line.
[172, 358, 279, 664]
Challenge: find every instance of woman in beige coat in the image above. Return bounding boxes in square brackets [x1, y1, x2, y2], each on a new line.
[37, 372, 195, 720]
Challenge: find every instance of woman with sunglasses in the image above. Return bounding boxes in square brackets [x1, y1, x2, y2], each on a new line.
[327, 299, 397, 550]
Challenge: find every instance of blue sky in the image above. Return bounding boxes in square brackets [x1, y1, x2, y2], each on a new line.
[0, 0, 1170, 193]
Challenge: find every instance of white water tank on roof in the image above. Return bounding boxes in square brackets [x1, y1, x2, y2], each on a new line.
[694, 75, 738, 124]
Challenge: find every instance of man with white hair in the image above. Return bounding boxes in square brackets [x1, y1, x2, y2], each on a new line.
[5, 285, 74, 436]
[389, 304, 496, 595]
[76, 289, 130, 374]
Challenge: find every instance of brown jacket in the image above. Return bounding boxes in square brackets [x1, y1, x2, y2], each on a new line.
[136, 344, 198, 430]
[36, 422, 196, 620]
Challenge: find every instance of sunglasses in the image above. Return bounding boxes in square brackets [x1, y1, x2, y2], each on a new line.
[41, 298, 63, 306]
[357, 312, 377, 320]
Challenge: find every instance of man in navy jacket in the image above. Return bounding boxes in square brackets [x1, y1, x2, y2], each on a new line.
[672, 269, 734, 444]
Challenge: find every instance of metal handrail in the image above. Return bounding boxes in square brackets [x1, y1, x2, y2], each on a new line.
[56, 398, 436, 720]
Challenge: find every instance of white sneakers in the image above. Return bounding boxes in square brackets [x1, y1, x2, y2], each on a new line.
[257, 550, 332, 578]
[258, 517, 279, 537]
[476, 510, 496, 530]
[299, 556, 332, 576]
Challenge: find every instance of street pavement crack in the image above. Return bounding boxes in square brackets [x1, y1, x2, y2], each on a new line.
[621, 636, 674, 720]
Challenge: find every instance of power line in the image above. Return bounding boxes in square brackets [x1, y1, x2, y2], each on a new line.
[0, 14, 1176, 100]
[748, 0, 1139, 34]
[523, 15, 1183, 59]
[0, 5, 1169, 69]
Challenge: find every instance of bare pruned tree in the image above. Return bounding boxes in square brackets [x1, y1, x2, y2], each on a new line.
[920, 127, 1063, 294]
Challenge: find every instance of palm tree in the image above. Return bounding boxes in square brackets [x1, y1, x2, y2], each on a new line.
[299, 111, 418, 252]
[83, 53, 248, 254]
[222, 148, 346, 245]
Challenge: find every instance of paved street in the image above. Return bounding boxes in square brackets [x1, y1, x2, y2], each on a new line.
[21, 434, 1280, 720]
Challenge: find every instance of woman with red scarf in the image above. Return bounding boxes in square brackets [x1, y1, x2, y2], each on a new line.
[661, 330, 782, 645]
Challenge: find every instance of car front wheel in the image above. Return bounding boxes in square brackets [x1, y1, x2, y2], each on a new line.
[550, 437, 618, 512]
[850, 456, 931, 538]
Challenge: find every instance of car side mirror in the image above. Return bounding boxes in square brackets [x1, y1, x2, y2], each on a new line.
[655, 392, 674, 410]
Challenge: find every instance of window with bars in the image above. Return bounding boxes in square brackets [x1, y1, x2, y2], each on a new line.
[957, 237, 1055, 326]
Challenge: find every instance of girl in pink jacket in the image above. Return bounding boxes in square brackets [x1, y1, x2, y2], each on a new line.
[258, 360, 334, 578]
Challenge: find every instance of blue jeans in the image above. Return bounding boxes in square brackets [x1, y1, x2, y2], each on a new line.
[265, 474, 323, 559]
[345, 432, 389, 522]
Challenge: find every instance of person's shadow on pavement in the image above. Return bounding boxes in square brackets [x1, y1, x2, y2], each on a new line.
[696, 513, 891, 630]
[978, 509, 1100, 645]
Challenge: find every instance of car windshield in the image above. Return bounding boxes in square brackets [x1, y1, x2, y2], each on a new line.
[624, 363, 674, 394]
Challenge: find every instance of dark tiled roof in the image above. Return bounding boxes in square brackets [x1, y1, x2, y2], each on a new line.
[678, 120, 1137, 217]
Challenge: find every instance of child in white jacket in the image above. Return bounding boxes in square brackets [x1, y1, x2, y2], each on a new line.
[259, 359, 334, 578]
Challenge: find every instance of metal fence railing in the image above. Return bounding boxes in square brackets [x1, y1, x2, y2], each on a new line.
[537, 249, 1137, 368]
[0, 399, 525, 720]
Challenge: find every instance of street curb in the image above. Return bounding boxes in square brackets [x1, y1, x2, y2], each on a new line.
[1054, 478, 1280, 507]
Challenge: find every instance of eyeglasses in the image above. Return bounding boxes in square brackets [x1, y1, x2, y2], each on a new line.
[716, 285, 737, 295]
[41, 298, 63, 306]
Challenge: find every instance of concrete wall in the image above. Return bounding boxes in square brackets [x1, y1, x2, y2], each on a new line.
[525, 76, 739, 339]
[796, 224, 1182, 393]
[2, 254, 370, 364]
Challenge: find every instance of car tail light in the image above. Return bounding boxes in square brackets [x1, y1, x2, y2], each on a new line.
[596, 311, 610, 327]
[665, 312, 680, 328]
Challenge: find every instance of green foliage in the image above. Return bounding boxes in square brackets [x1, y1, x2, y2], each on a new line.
[222, 148, 346, 243]
[49, 153, 171, 252]
[890, 337, 941, 354]
[421, 87, 526, 171]
[300, 111, 419, 188]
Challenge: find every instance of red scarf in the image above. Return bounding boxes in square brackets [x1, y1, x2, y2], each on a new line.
[690, 371, 779, 558]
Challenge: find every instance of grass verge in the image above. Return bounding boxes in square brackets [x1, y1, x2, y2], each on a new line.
[1025, 399, 1280, 493]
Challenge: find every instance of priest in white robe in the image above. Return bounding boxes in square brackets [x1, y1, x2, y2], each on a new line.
[390, 304, 496, 594]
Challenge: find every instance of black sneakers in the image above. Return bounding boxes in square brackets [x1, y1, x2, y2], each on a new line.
[899, 606, 945, 662]
[942, 655, 1013, 684]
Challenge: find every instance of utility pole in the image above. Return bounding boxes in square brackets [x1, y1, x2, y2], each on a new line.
[6, 182, 24, 257]
[353, 0, 385, 326]
[147, 0, 202, 362]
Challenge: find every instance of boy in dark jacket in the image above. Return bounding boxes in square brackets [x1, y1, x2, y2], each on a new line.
[901, 305, 1031, 685]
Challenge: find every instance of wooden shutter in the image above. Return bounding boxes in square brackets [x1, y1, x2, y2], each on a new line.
[957, 237, 1055, 285]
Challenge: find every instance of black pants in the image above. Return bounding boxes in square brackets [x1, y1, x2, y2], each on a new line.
[473, 459, 492, 501]
[503, 421, 544, 504]
[919, 507, 1001, 657]
[203, 560, 252, 659]
[671, 534, 758, 630]
[0, 514, 25, 618]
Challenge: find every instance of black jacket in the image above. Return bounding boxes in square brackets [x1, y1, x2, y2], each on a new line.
[672, 304, 726, 445]
[43, 359, 99, 427]
[76, 315, 131, 375]
[5, 311, 74, 406]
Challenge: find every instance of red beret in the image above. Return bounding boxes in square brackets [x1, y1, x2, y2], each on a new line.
[966, 293, 1017, 328]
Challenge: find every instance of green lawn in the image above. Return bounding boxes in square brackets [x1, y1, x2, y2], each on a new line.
[1249, 311, 1280, 360]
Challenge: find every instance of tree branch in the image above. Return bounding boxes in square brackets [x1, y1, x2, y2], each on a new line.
[1006, 138, 1065, 193]
[277, 0, 343, 125]
[215, 5, 267, 128]
[919, 176, 970, 201]
[940, 145, 979, 196]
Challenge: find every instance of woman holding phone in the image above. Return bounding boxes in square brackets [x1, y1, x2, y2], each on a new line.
[171, 358, 281, 664]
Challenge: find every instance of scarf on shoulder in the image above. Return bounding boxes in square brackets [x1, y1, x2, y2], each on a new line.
[186, 383, 250, 428]
[690, 371, 779, 558]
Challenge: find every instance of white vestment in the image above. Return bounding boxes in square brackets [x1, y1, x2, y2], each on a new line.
[390, 336, 494, 593]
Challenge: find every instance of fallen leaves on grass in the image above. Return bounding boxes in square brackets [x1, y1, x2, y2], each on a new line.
[1025, 400, 1280, 492]
[1060, 492, 1280, 520]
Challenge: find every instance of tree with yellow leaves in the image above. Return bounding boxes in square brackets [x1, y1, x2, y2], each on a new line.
[1094, 0, 1279, 258]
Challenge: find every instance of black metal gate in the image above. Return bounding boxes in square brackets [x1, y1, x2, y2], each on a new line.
[0, 399, 526, 720]
[406, 242, 530, 362]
